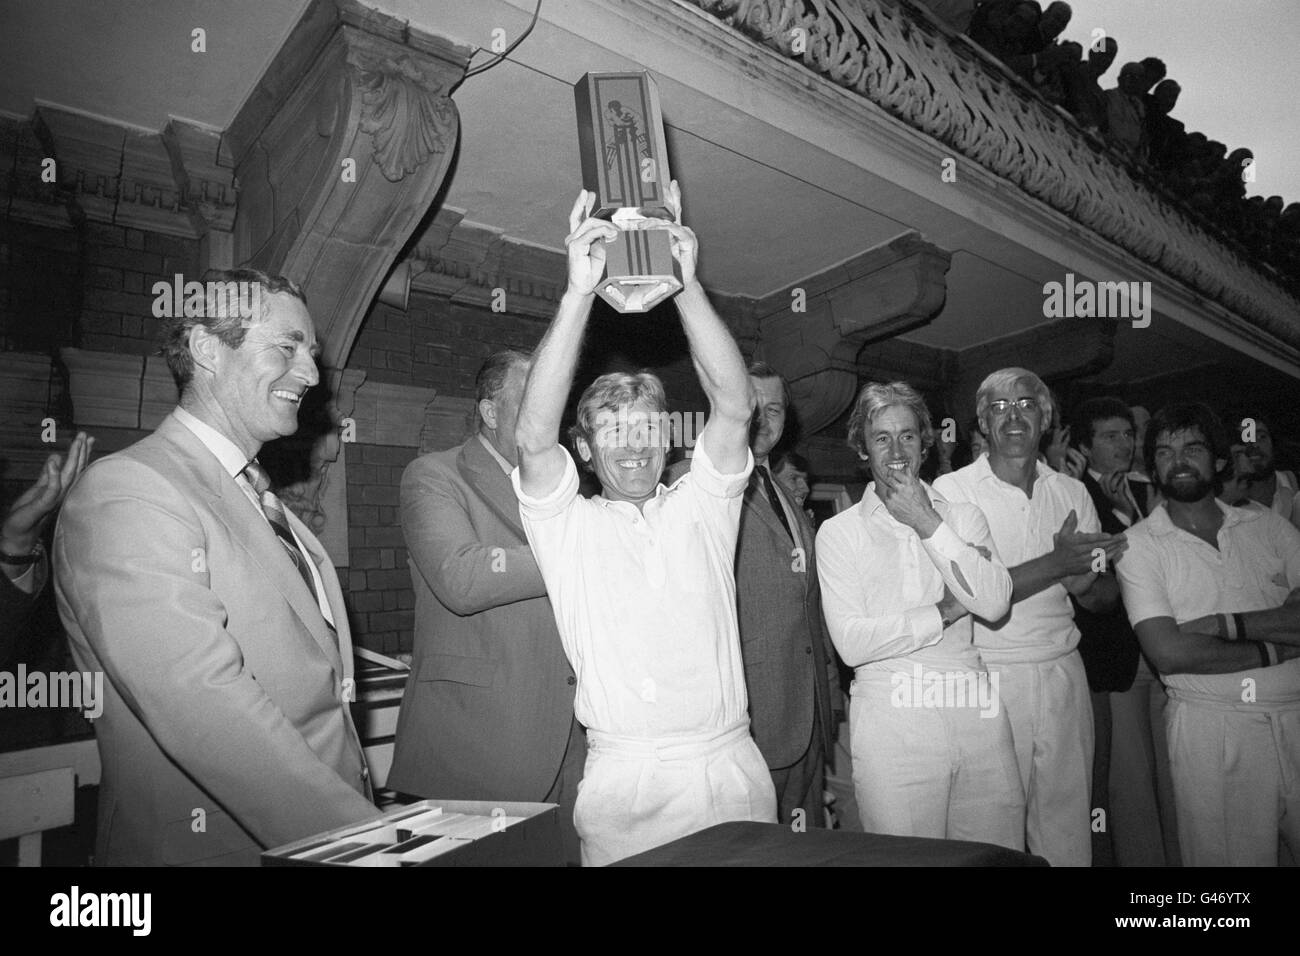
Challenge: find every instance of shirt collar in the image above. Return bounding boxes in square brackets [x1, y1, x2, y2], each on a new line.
[477, 432, 514, 475]
[976, 453, 1058, 487]
[1144, 498, 1259, 537]
[862, 479, 947, 521]
[173, 405, 254, 479]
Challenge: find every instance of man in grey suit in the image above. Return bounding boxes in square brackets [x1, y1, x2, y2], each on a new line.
[389, 350, 584, 863]
[54, 269, 379, 865]
[734, 363, 841, 828]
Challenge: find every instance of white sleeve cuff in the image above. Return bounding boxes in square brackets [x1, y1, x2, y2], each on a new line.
[921, 521, 967, 562]
[511, 449, 580, 521]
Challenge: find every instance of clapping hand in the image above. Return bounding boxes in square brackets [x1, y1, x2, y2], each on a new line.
[1, 431, 93, 556]
[1050, 509, 1125, 578]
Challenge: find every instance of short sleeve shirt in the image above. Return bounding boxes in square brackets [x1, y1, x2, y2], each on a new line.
[934, 454, 1100, 663]
[1117, 501, 1300, 704]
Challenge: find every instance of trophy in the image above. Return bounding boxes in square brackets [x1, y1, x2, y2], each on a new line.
[574, 71, 683, 313]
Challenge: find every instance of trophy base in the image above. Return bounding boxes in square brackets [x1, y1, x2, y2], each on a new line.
[597, 227, 684, 314]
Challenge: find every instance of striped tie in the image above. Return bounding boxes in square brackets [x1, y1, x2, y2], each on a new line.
[241, 459, 321, 607]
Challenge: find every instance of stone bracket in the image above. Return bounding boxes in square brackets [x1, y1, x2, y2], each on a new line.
[749, 231, 952, 435]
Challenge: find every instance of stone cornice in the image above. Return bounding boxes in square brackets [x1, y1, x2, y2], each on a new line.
[0, 107, 237, 238]
[408, 208, 566, 319]
[675, 0, 1300, 363]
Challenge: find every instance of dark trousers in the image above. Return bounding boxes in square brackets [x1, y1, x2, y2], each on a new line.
[769, 730, 826, 830]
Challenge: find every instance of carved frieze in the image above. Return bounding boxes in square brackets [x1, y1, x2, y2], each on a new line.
[681, 0, 1300, 356]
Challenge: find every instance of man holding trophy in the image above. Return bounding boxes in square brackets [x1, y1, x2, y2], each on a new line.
[512, 164, 777, 863]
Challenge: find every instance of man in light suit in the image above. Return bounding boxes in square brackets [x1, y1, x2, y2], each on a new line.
[389, 350, 583, 864]
[54, 269, 379, 866]
[729, 362, 840, 827]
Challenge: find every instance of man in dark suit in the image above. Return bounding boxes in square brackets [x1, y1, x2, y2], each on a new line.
[731, 362, 840, 828]
[1070, 396, 1178, 866]
[54, 270, 379, 865]
[389, 350, 583, 863]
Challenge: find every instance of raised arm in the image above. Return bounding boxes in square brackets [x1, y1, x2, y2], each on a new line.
[516, 192, 618, 498]
[663, 182, 754, 475]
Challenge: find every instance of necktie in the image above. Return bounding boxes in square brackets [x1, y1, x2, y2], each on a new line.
[241, 459, 321, 607]
[756, 464, 794, 542]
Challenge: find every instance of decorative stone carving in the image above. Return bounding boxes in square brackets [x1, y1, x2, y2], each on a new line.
[352, 53, 457, 182]
[16, 108, 238, 239]
[223, 0, 472, 566]
[681, 0, 1300, 356]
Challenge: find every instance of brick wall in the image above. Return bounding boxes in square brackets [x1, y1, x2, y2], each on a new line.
[0, 216, 200, 357]
[342, 441, 419, 655]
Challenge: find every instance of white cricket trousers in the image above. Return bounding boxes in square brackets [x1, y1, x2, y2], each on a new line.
[575, 719, 777, 867]
[850, 668, 1026, 850]
[1166, 693, 1300, 866]
[993, 651, 1094, 866]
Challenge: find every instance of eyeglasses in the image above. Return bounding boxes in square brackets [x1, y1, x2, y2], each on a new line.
[987, 398, 1040, 414]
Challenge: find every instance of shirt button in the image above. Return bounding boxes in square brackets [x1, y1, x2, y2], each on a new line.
[805, 646, 813, 655]
[566, 676, 576, 685]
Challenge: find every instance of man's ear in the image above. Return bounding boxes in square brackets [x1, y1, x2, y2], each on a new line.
[1216, 457, 1228, 475]
[188, 324, 222, 376]
[575, 435, 593, 463]
[478, 399, 497, 431]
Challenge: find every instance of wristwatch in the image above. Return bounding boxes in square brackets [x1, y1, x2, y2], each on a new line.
[0, 539, 45, 565]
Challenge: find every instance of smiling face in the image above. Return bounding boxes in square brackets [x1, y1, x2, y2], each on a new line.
[750, 376, 787, 464]
[981, 378, 1048, 464]
[865, 404, 926, 482]
[1083, 415, 1135, 476]
[577, 400, 669, 507]
[1153, 426, 1222, 503]
[201, 291, 320, 457]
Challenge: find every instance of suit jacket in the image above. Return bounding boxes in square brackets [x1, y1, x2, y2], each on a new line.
[52, 412, 377, 866]
[0, 556, 45, 664]
[669, 459, 839, 769]
[1073, 471, 1142, 692]
[388, 436, 578, 802]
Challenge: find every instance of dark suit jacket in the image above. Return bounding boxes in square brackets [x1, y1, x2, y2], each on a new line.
[53, 411, 376, 866]
[669, 459, 839, 769]
[0, 556, 45, 664]
[388, 436, 578, 802]
[1073, 471, 1142, 692]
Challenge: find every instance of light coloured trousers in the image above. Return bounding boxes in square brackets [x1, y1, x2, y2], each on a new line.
[1166, 695, 1300, 866]
[575, 719, 777, 867]
[850, 668, 1026, 849]
[995, 652, 1094, 866]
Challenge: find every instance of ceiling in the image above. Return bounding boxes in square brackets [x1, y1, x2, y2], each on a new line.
[0, 0, 310, 131]
[1, 0, 1285, 381]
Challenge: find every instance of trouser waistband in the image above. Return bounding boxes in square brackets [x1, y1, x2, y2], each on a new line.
[587, 718, 752, 760]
